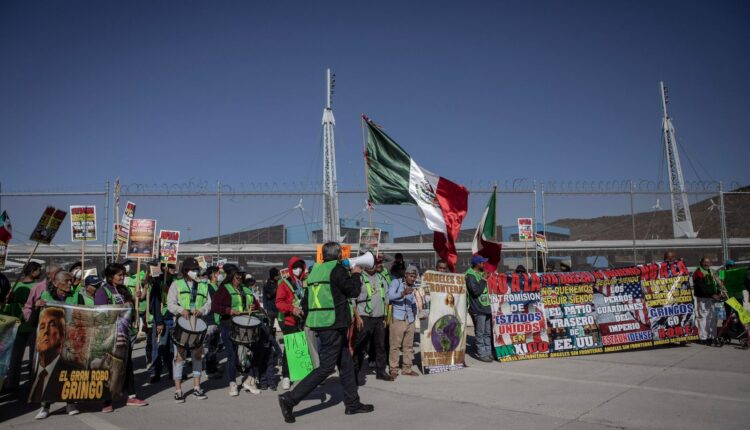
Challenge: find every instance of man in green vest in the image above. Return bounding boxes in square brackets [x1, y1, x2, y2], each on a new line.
[166, 258, 211, 402]
[466, 255, 493, 362]
[352, 255, 393, 384]
[278, 242, 374, 423]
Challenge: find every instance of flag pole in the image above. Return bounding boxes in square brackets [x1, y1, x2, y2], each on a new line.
[361, 114, 373, 227]
[493, 183, 499, 271]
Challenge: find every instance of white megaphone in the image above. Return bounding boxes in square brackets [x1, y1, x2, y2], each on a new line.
[343, 251, 375, 270]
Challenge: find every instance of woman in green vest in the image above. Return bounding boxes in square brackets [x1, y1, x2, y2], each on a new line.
[203, 266, 222, 376]
[211, 264, 259, 396]
[39, 271, 77, 305]
[2, 261, 43, 391]
[166, 257, 211, 403]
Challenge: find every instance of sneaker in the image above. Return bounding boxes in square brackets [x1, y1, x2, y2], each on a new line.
[66, 404, 80, 416]
[102, 405, 114, 413]
[192, 388, 207, 400]
[126, 397, 148, 406]
[280, 377, 291, 390]
[35, 407, 50, 420]
[229, 382, 239, 397]
[174, 391, 186, 403]
[243, 379, 260, 395]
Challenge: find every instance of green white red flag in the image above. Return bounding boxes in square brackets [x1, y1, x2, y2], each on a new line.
[364, 116, 468, 271]
[471, 193, 501, 272]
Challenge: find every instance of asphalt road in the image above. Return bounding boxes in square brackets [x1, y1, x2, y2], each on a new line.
[2, 335, 749, 430]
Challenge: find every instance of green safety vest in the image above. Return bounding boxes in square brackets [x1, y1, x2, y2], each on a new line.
[278, 278, 303, 323]
[126, 272, 148, 313]
[305, 260, 338, 329]
[380, 267, 392, 286]
[208, 282, 221, 324]
[2, 281, 36, 333]
[41, 289, 77, 305]
[176, 278, 209, 311]
[74, 290, 95, 306]
[359, 272, 387, 315]
[466, 268, 490, 307]
[224, 283, 254, 313]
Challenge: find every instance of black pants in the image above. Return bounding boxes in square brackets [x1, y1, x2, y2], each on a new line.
[281, 324, 301, 378]
[353, 316, 387, 378]
[286, 328, 360, 408]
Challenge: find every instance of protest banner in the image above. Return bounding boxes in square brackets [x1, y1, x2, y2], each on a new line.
[30, 206, 67, 245]
[489, 273, 549, 362]
[116, 201, 136, 244]
[316, 244, 351, 263]
[279, 268, 290, 279]
[0, 315, 19, 390]
[421, 271, 468, 374]
[27, 303, 132, 403]
[0, 241, 7, 270]
[158, 230, 180, 264]
[195, 256, 208, 270]
[126, 219, 156, 259]
[70, 205, 97, 241]
[592, 267, 653, 351]
[640, 261, 698, 344]
[358, 228, 381, 256]
[283, 330, 314, 382]
[720, 267, 748, 300]
[542, 272, 603, 357]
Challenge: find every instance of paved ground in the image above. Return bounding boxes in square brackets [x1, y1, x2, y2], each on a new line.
[2, 335, 749, 429]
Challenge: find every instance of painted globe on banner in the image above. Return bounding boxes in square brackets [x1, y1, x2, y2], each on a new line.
[431, 314, 462, 352]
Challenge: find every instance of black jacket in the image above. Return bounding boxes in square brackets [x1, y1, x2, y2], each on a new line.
[262, 279, 278, 312]
[319, 263, 362, 331]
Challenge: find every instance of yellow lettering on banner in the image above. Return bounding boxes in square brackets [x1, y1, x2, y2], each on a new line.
[59, 370, 67, 381]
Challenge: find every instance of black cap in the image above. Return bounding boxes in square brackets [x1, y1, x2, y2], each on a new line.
[182, 257, 200, 271]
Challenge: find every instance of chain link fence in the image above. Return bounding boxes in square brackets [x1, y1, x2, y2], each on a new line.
[2, 179, 747, 280]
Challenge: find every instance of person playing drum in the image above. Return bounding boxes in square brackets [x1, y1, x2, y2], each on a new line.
[210, 264, 260, 396]
[166, 257, 211, 403]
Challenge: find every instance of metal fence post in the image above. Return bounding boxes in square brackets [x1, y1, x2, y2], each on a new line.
[104, 180, 110, 266]
[719, 181, 728, 263]
[630, 181, 636, 265]
[533, 180, 538, 272]
[217, 180, 222, 260]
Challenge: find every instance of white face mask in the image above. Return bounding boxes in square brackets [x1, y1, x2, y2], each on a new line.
[292, 268, 303, 277]
[187, 270, 199, 281]
[217, 273, 226, 283]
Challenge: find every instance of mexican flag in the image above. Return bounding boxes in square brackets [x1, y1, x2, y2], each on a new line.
[364, 116, 468, 271]
[472, 193, 501, 272]
[0, 211, 12, 243]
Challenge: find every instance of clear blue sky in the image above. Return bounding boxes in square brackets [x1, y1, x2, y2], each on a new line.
[1, 1, 748, 243]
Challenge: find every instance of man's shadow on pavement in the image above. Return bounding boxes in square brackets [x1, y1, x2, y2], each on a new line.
[294, 376, 345, 417]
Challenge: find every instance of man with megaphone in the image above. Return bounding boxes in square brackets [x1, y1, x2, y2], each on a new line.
[278, 242, 374, 423]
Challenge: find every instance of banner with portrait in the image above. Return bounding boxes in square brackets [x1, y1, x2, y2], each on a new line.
[421, 271, 468, 374]
[0, 315, 19, 390]
[28, 303, 132, 403]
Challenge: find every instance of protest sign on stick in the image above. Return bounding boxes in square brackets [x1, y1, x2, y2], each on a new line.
[158, 230, 180, 265]
[116, 201, 136, 259]
[358, 228, 381, 256]
[71, 205, 97, 276]
[126, 219, 156, 325]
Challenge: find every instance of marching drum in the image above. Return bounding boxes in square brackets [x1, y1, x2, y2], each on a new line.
[230, 315, 261, 346]
[172, 316, 208, 350]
